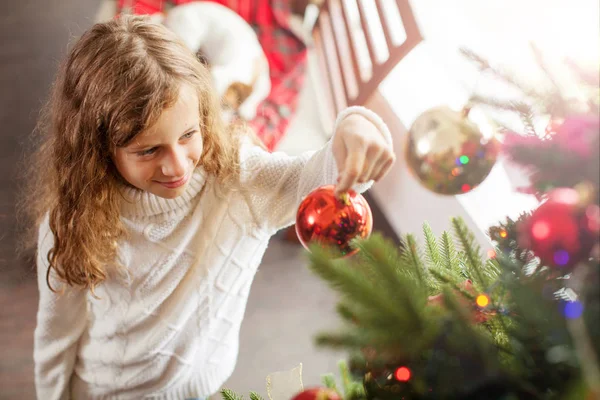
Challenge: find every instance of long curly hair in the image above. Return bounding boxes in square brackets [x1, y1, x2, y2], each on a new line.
[21, 16, 241, 292]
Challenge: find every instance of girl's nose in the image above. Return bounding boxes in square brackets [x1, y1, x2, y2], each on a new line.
[161, 147, 187, 178]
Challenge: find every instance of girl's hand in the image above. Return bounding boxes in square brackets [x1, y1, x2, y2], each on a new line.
[332, 113, 396, 195]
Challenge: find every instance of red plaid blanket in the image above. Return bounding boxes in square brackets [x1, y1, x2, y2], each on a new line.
[117, 0, 308, 151]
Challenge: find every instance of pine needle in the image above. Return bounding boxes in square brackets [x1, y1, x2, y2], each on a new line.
[321, 374, 338, 391]
[440, 231, 461, 276]
[451, 218, 489, 289]
[400, 234, 426, 286]
[249, 392, 264, 400]
[307, 246, 407, 321]
[460, 47, 548, 102]
[221, 388, 244, 400]
[336, 303, 358, 324]
[423, 223, 441, 268]
[339, 360, 352, 394]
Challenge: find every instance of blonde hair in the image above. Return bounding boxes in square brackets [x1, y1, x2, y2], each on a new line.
[21, 15, 241, 292]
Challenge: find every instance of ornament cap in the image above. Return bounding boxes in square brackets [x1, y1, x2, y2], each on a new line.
[338, 191, 351, 206]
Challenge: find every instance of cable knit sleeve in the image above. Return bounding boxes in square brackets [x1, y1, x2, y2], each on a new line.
[34, 215, 88, 400]
[239, 106, 393, 233]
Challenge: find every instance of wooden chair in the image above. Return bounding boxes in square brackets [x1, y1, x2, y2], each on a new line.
[310, 0, 423, 127]
[283, 0, 422, 243]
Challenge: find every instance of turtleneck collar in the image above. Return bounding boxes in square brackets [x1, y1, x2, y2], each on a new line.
[120, 167, 207, 218]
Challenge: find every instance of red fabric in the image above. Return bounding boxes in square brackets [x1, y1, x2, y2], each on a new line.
[117, 0, 308, 151]
[118, 0, 165, 14]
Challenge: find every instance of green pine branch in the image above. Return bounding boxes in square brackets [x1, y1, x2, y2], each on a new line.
[503, 132, 600, 190]
[460, 46, 599, 136]
[440, 231, 462, 276]
[451, 217, 493, 290]
[307, 245, 408, 323]
[221, 388, 244, 400]
[306, 212, 598, 398]
[468, 95, 539, 135]
[338, 360, 365, 399]
[357, 234, 429, 308]
[460, 47, 550, 103]
[336, 303, 358, 325]
[529, 43, 569, 116]
[321, 373, 338, 391]
[249, 392, 264, 400]
[399, 234, 427, 287]
[423, 223, 441, 268]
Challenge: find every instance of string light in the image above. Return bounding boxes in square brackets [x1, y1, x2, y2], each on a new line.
[563, 301, 584, 319]
[476, 294, 490, 308]
[487, 249, 496, 259]
[394, 366, 411, 382]
[499, 229, 508, 238]
[553, 250, 570, 266]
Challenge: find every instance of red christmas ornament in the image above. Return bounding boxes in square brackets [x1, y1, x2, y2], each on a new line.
[291, 387, 341, 400]
[295, 185, 373, 256]
[519, 187, 597, 268]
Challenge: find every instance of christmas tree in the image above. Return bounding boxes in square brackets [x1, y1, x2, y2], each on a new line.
[221, 50, 599, 399]
[300, 49, 599, 399]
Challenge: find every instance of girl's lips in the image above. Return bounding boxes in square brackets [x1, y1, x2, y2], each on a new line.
[156, 173, 189, 189]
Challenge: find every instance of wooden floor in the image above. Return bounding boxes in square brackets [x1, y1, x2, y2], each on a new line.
[0, 2, 399, 398]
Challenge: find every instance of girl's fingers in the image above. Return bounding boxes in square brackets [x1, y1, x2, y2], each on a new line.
[357, 147, 384, 183]
[336, 150, 365, 195]
[372, 156, 396, 182]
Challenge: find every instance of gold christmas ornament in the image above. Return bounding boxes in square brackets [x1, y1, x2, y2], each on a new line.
[405, 105, 500, 195]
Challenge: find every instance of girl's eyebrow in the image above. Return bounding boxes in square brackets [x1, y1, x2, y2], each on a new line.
[128, 139, 154, 152]
[128, 124, 197, 151]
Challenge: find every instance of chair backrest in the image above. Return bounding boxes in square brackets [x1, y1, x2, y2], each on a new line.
[310, 0, 423, 124]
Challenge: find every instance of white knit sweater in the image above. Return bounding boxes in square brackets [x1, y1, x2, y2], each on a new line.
[34, 107, 392, 400]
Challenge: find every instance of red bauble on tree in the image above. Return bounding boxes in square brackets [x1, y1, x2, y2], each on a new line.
[296, 185, 373, 257]
[291, 387, 341, 400]
[519, 187, 598, 268]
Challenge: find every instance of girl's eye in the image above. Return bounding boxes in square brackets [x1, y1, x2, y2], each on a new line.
[181, 130, 196, 139]
[137, 147, 157, 157]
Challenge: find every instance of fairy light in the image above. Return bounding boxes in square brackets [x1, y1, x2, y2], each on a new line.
[499, 229, 508, 238]
[394, 366, 411, 381]
[451, 167, 461, 177]
[487, 249, 496, 259]
[563, 300, 584, 319]
[461, 184, 471, 192]
[553, 249, 570, 266]
[459, 155, 470, 165]
[476, 294, 490, 308]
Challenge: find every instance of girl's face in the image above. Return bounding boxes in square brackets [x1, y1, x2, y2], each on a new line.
[114, 84, 203, 199]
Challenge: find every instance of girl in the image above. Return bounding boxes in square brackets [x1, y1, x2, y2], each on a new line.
[28, 15, 394, 400]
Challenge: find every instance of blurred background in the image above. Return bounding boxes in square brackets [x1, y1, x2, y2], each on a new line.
[1, 0, 598, 398]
